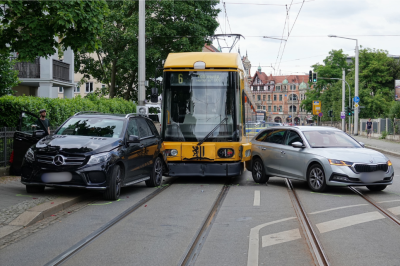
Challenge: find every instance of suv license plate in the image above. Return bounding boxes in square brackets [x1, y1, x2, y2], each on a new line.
[41, 172, 72, 183]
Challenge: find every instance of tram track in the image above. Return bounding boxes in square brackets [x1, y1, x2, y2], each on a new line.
[348, 186, 400, 226]
[44, 181, 173, 266]
[179, 178, 231, 266]
[285, 178, 330, 266]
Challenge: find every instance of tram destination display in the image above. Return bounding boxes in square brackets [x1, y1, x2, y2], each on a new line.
[169, 72, 229, 87]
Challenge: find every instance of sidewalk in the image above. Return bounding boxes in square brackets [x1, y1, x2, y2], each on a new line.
[353, 135, 400, 157]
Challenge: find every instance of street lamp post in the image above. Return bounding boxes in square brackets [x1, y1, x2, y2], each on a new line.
[328, 35, 359, 134]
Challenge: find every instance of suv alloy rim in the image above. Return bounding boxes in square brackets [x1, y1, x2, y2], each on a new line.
[309, 167, 324, 189]
[116, 167, 121, 197]
[254, 161, 262, 180]
[155, 158, 162, 184]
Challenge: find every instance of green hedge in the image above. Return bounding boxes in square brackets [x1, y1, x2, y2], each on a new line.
[0, 95, 136, 127]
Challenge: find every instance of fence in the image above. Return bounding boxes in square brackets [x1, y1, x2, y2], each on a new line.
[0, 126, 59, 167]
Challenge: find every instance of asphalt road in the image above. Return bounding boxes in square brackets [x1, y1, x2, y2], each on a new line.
[1, 153, 400, 266]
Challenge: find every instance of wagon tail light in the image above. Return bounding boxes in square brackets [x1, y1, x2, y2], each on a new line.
[218, 148, 234, 158]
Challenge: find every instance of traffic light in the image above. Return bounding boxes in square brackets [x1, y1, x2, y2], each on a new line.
[312, 72, 317, 83]
[346, 106, 352, 116]
[309, 70, 312, 83]
[328, 110, 333, 117]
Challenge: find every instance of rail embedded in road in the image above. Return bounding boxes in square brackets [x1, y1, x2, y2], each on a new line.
[285, 178, 330, 266]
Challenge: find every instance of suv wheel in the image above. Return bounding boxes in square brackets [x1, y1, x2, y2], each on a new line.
[104, 165, 122, 200]
[252, 158, 269, 183]
[307, 164, 328, 192]
[26, 185, 45, 193]
[146, 157, 163, 187]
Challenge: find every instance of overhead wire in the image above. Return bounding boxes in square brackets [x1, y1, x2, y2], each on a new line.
[276, 0, 305, 72]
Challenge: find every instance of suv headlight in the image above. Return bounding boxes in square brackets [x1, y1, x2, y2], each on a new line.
[87, 152, 112, 165]
[25, 148, 35, 162]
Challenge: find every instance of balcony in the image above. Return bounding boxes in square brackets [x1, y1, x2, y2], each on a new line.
[13, 57, 40, 78]
[12, 57, 70, 82]
[53, 59, 70, 82]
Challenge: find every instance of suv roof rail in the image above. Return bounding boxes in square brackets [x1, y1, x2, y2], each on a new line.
[74, 111, 102, 116]
[125, 113, 149, 118]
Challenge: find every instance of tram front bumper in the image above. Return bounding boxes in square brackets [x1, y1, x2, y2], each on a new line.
[167, 162, 243, 177]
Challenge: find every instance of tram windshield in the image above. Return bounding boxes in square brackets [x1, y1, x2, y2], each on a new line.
[163, 71, 238, 142]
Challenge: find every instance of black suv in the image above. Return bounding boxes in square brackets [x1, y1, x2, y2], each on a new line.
[14, 111, 167, 200]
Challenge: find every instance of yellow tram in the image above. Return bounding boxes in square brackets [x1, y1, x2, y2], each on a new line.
[161, 52, 257, 177]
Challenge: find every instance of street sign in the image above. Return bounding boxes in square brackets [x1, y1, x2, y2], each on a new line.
[340, 111, 345, 119]
[354, 103, 359, 108]
[318, 112, 323, 117]
[313, 101, 321, 115]
[354, 96, 360, 103]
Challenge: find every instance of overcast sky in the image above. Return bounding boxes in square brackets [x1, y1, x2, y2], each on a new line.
[212, 0, 400, 77]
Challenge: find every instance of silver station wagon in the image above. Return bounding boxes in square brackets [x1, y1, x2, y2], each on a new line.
[250, 126, 394, 192]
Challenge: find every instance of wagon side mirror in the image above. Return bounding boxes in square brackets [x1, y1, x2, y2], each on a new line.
[292, 142, 305, 148]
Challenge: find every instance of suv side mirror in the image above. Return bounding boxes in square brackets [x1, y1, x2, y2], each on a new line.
[33, 130, 46, 137]
[128, 135, 140, 143]
[292, 141, 304, 148]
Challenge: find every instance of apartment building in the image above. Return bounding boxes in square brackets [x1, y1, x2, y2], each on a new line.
[250, 67, 313, 125]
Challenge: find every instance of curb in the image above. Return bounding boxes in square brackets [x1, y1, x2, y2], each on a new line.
[364, 145, 400, 158]
[0, 195, 86, 239]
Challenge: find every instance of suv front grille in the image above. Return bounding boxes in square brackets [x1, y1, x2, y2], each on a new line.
[354, 164, 388, 173]
[36, 154, 86, 166]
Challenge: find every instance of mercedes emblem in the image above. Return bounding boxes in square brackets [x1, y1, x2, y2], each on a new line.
[53, 155, 65, 166]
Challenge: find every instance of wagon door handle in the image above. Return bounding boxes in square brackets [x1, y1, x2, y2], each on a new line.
[261, 147, 266, 150]
[281, 151, 285, 154]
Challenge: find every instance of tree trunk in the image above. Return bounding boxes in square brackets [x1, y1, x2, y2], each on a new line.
[110, 59, 117, 98]
[124, 73, 136, 100]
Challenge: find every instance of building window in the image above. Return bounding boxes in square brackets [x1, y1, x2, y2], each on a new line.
[257, 106, 261, 109]
[268, 86, 270, 91]
[263, 106, 266, 110]
[279, 95, 282, 101]
[289, 105, 297, 112]
[276, 86, 281, 91]
[102, 84, 105, 88]
[279, 106, 282, 112]
[74, 87, 80, 93]
[273, 95, 277, 101]
[274, 106, 277, 112]
[85, 82, 93, 93]
[257, 95, 261, 101]
[289, 94, 297, 101]
[268, 95, 271, 101]
[268, 106, 271, 112]
[58, 87, 63, 93]
[263, 95, 266, 101]
[252, 95, 255, 100]
[264, 86, 267, 91]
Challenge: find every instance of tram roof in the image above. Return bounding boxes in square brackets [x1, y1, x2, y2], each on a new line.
[164, 52, 244, 70]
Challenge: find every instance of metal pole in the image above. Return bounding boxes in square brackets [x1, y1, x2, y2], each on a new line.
[3, 127, 6, 167]
[349, 79, 351, 134]
[342, 69, 345, 131]
[354, 40, 359, 135]
[138, 0, 146, 106]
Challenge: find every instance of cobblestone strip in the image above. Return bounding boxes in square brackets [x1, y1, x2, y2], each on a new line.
[0, 200, 93, 250]
[0, 196, 58, 228]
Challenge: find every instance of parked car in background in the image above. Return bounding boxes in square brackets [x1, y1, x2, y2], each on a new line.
[250, 126, 394, 192]
[15, 112, 167, 200]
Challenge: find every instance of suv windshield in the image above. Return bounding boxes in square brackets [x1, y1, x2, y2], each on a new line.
[56, 117, 124, 138]
[303, 130, 361, 148]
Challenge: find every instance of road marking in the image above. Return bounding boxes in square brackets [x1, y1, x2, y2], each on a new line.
[316, 211, 385, 233]
[378, 199, 400, 203]
[310, 192, 342, 197]
[247, 217, 297, 266]
[253, 190, 260, 206]
[309, 204, 368, 214]
[262, 228, 301, 247]
[388, 206, 400, 215]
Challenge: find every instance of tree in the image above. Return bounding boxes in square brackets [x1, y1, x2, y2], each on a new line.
[75, 0, 220, 100]
[0, 49, 19, 96]
[302, 48, 400, 121]
[0, 0, 108, 61]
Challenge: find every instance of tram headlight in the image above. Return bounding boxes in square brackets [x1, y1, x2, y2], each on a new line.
[218, 148, 234, 158]
[166, 149, 178, 157]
